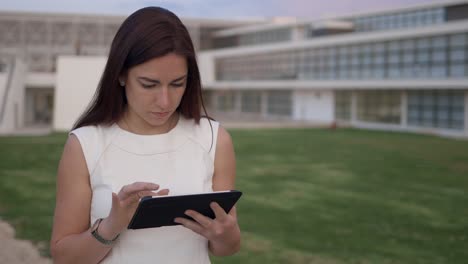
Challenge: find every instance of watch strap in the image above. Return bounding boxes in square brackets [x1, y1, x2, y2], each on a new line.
[91, 218, 120, 245]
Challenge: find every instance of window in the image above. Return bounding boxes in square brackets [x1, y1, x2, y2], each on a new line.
[357, 91, 401, 124]
[267, 91, 292, 116]
[216, 92, 236, 112]
[241, 91, 261, 113]
[407, 90, 465, 130]
[335, 91, 352, 121]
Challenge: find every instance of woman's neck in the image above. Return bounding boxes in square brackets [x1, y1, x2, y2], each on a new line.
[121, 111, 179, 135]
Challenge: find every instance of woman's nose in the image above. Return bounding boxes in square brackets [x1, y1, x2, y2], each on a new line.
[158, 87, 170, 108]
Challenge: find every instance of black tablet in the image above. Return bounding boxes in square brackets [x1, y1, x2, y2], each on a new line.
[128, 190, 242, 229]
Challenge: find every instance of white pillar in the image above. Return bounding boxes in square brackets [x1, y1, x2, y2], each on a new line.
[234, 90, 242, 114]
[401, 90, 407, 128]
[464, 90, 468, 137]
[261, 91, 268, 119]
[351, 90, 358, 124]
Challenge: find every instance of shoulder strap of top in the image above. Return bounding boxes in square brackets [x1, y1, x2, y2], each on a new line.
[181, 117, 220, 162]
[69, 125, 117, 177]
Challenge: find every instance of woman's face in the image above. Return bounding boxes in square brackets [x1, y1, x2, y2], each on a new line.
[121, 53, 187, 133]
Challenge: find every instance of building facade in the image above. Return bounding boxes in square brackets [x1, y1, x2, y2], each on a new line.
[200, 0, 468, 138]
[1, 1, 468, 138]
[0, 10, 255, 133]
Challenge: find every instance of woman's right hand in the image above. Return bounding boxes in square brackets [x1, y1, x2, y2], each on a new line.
[98, 182, 169, 239]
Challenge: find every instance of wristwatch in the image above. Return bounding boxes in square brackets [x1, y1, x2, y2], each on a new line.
[91, 218, 120, 245]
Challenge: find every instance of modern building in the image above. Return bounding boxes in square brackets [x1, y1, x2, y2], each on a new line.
[200, 0, 468, 138]
[1, 0, 468, 138]
[0, 10, 258, 133]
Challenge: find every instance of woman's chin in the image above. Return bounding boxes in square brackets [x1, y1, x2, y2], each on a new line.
[146, 112, 175, 127]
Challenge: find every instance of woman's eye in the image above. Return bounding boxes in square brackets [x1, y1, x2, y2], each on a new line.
[172, 83, 184, 87]
[141, 83, 155, 88]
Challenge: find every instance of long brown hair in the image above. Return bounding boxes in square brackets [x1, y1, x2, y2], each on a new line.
[73, 7, 208, 129]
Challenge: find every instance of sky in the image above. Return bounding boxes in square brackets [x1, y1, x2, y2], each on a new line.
[0, 0, 456, 19]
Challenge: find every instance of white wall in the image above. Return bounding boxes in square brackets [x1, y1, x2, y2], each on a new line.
[292, 90, 334, 124]
[0, 72, 9, 132]
[0, 58, 26, 134]
[0, 73, 7, 105]
[54, 56, 107, 131]
[197, 52, 215, 87]
[465, 91, 468, 137]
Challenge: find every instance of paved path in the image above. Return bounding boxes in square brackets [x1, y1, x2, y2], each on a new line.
[0, 220, 51, 264]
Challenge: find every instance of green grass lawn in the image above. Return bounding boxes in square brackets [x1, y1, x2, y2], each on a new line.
[0, 128, 467, 263]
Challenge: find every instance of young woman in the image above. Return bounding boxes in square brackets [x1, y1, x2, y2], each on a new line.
[50, 7, 240, 264]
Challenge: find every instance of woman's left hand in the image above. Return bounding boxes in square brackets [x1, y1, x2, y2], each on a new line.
[174, 202, 240, 255]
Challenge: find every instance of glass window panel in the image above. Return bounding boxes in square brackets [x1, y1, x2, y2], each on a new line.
[431, 66, 446, 78]
[357, 90, 401, 123]
[389, 52, 400, 64]
[414, 64, 430, 78]
[361, 68, 373, 78]
[453, 94, 465, 106]
[449, 64, 465, 77]
[338, 69, 347, 79]
[241, 91, 261, 113]
[328, 55, 337, 67]
[453, 111, 464, 121]
[403, 51, 415, 63]
[431, 36, 446, 48]
[350, 46, 360, 54]
[351, 54, 360, 65]
[216, 92, 236, 111]
[374, 43, 385, 52]
[431, 49, 446, 62]
[373, 67, 385, 78]
[339, 46, 348, 55]
[450, 49, 466, 62]
[417, 38, 430, 49]
[408, 90, 465, 130]
[388, 41, 400, 51]
[401, 65, 416, 78]
[388, 66, 401, 78]
[438, 94, 450, 106]
[267, 91, 292, 116]
[374, 55, 385, 64]
[335, 91, 352, 121]
[362, 54, 372, 65]
[339, 56, 348, 66]
[350, 69, 360, 79]
[449, 34, 466, 47]
[408, 109, 419, 119]
[417, 51, 430, 62]
[402, 39, 415, 49]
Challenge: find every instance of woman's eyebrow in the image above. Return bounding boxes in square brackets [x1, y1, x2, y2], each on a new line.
[137, 75, 187, 83]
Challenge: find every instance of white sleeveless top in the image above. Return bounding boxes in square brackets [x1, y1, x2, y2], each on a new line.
[70, 116, 219, 264]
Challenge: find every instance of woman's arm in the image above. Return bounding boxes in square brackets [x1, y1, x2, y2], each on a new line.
[50, 135, 114, 264]
[174, 126, 241, 256]
[208, 126, 240, 256]
[50, 135, 167, 264]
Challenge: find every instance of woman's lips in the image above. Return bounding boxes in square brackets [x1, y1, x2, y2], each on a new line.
[151, 111, 170, 118]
